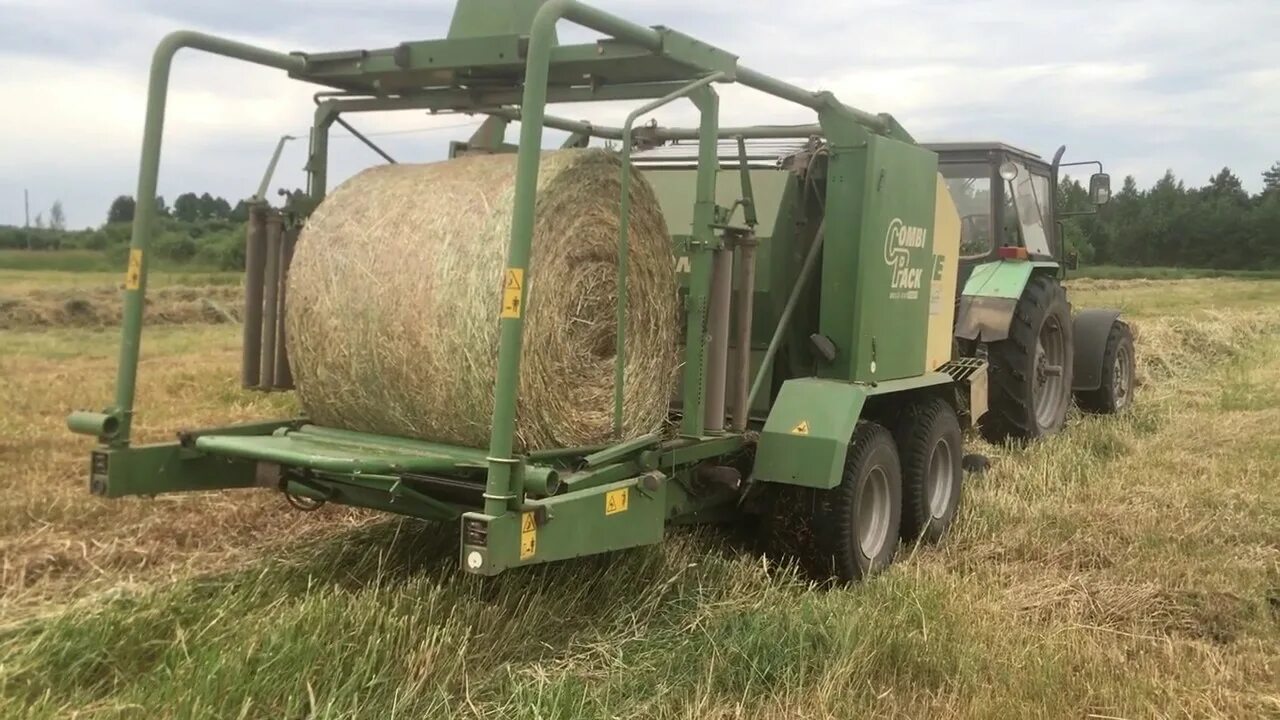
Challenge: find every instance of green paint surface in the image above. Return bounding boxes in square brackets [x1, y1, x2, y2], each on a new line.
[753, 378, 869, 489]
[962, 259, 1058, 299]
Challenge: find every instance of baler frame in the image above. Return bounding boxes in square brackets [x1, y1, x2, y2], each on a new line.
[68, 0, 949, 576]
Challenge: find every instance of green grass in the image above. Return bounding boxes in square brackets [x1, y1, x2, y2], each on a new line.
[0, 267, 240, 294]
[0, 275, 1277, 718]
[0, 249, 229, 275]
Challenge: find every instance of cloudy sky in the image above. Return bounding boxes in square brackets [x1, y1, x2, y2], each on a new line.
[1, 0, 1276, 229]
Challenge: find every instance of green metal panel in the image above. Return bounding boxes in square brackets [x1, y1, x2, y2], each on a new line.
[460, 477, 666, 575]
[961, 259, 1058, 299]
[651, 28, 738, 80]
[648, 167, 797, 413]
[192, 434, 472, 475]
[818, 136, 939, 384]
[753, 373, 955, 489]
[650, 168, 791, 260]
[296, 42, 722, 94]
[394, 36, 528, 71]
[651, 167, 793, 340]
[864, 371, 955, 397]
[448, 0, 555, 38]
[89, 443, 257, 498]
[753, 378, 868, 488]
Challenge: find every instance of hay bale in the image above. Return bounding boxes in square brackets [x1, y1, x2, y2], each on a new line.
[286, 149, 678, 450]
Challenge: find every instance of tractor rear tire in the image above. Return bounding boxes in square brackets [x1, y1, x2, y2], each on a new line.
[1076, 320, 1136, 414]
[979, 273, 1073, 444]
[895, 397, 963, 543]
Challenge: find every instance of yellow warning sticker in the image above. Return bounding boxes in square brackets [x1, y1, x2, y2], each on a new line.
[500, 268, 524, 319]
[125, 249, 144, 290]
[519, 511, 536, 559]
[605, 488, 629, 516]
[791, 420, 810, 435]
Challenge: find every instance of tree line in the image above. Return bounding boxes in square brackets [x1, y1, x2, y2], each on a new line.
[107, 193, 254, 225]
[1058, 162, 1280, 269]
[6, 162, 1280, 272]
[2, 192, 254, 270]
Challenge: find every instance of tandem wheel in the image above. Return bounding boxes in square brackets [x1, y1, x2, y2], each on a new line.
[894, 396, 963, 544]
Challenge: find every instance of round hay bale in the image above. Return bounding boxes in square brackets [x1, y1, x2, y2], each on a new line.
[286, 149, 678, 450]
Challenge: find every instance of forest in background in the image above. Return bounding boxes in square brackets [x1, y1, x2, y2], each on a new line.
[4, 161, 1280, 272]
[1056, 163, 1279, 269]
[1, 193, 252, 270]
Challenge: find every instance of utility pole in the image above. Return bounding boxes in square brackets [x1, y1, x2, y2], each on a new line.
[24, 189, 30, 228]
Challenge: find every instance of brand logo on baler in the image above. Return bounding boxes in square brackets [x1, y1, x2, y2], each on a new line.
[884, 218, 927, 300]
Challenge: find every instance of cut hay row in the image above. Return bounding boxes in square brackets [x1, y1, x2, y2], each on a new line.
[0, 286, 243, 330]
[1126, 309, 1280, 383]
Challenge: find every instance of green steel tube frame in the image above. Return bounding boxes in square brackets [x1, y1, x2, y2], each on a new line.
[105, 32, 306, 445]
[613, 71, 725, 436]
[482, 0, 672, 515]
[85, 1, 904, 523]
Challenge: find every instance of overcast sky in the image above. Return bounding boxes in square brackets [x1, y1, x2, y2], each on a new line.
[1, 0, 1276, 229]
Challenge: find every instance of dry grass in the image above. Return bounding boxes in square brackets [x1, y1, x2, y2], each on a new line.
[288, 149, 677, 450]
[0, 276, 1276, 718]
[0, 285, 243, 330]
[0, 325, 372, 615]
[0, 268, 240, 293]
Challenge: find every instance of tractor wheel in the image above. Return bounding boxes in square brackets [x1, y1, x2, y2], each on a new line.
[980, 273, 1073, 443]
[895, 397, 963, 543]
[1076, 320, 1136, 414]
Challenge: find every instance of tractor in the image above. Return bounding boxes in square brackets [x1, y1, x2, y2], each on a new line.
[68, 0, 1135, 583]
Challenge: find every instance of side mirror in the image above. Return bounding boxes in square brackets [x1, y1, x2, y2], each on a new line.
[1090, 173, 1112, 206]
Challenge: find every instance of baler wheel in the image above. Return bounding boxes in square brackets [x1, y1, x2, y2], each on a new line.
[980, 273, 1073, 443]
[895, 397, 962, 543]
[776, 422, 902, 583]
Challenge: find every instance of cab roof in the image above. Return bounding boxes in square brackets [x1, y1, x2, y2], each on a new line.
[921, 142, 1043, 160]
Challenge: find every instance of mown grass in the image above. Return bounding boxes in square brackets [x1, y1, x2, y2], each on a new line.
[1075, 264, 1280, 281]
[0, 277, 1277, 718]
[0, 267, 241, 293]
[0, 249, 231, 275]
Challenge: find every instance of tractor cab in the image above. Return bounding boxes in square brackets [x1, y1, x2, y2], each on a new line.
[925, 142, 1110, 291]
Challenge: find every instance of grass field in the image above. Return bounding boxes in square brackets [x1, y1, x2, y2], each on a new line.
[1072, 265, 1280, 281]
[0, 273, 1277, 718]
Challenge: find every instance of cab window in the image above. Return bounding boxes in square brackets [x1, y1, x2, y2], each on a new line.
[1001, 160, 1052, 256]
[940, 162, 993, 259]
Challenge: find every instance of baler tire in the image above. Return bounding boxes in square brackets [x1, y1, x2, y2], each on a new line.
[895, 397, 963, 544]
[979, 273, 1073, 443]
[1075, 321, 1136, 414]
[808, 422, 903, 582]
